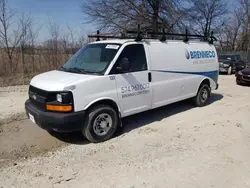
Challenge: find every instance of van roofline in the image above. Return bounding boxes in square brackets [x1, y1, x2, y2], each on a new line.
[90, 39, 214, 45]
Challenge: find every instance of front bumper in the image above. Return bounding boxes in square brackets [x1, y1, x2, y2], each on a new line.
[25, 99, 85, 132]
[236, 75, 250, 85]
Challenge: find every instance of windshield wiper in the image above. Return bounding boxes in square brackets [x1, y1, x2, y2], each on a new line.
[60, 66, 102, 75]
[59, 66, 67, 71]
[65, 67, 87, 74]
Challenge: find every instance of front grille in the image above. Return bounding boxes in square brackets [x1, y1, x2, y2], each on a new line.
[30, 99, 46, 111]
[29, 85, 48, 111]
[29, 85, 48, 97]
[242, 76, 250, 81]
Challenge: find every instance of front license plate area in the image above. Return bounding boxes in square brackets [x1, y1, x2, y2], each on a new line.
[29, 113, 35, 123]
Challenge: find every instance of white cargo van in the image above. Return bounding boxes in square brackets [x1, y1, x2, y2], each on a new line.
[25, 31, 219, 143]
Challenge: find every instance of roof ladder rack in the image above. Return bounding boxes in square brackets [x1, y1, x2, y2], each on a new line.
[135, 24, 142, 42]
[183, 29, 189, 43]
[209, 31, 217, 44]
[96, 30, 100, 41]
[87, 24, 218, 44]
[160, 28, 166, 42]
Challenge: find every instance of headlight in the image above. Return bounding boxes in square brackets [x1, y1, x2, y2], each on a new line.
[55, 92, 73, 104]
[46, 92, 73, 112]
[56, 94, 62, 103]
[238, 71, 242, 75]
[223, 64, 230, 68]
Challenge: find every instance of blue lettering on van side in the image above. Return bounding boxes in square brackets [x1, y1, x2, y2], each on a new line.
[187, 50, 216, 59]
[121, 83, 150, 98]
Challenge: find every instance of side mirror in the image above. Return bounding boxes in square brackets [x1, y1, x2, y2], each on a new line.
[116, 58, 130, 73]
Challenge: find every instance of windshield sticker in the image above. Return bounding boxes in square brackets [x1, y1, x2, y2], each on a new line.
[106, 45, 119, 50]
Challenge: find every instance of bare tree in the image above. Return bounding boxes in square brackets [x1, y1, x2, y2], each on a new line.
[188, 0, 228, 36]
[44, 20, 61, 68]
[59, 31, 70, 62]
[238, 0, 250, 51]
[77, 35, 85, 48]
[24, 22, 40, 72]
[47, 19, 60, 52]
[66, 23, 75, 53]
[217, 9, 243, 51]
[24, 22, 40, 48]
[64, 24, 85, 53]
[81, 0, 145, 32]
[0, 0, 31, 72]
[81, 0, 188, 33]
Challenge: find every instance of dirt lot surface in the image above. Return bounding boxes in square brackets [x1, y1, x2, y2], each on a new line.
[0, 85, 28, 125]
[1, 75, 250, 188]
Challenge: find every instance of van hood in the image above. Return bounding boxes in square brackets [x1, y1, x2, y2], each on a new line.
[30, 70, 94, 91]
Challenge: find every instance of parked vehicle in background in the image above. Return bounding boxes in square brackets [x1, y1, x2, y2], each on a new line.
[242, 58, 249, 68]
[236, 67, 250, 85]
[219, 54, 246, 75]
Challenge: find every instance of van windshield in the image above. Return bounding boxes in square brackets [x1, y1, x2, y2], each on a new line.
[61, 43, 121, 74]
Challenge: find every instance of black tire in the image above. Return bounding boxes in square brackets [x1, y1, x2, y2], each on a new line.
[82, 105, 118, 143]
[236, 79, 241, 85]
[192, 84, 211, 107]
[47, 129, 56, 135]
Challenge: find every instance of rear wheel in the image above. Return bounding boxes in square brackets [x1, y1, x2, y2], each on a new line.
[82, 105, 118, 143]
[193, 84, 211, 107]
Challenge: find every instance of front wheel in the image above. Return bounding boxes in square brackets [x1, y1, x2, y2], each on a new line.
[82, 105, 118, 143]
[192, 84, 211, 107]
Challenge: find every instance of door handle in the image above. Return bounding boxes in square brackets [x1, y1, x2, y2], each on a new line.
[148, 72, 152, 82]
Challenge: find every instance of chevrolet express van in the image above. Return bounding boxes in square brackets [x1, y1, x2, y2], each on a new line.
[25, 34, 219, 143]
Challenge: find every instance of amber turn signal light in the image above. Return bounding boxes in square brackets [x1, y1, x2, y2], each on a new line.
[46, 104, 72, 112]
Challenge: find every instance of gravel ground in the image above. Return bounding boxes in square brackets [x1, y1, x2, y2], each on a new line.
[0, 85, 28, 125]
[1, 75, 250, 188]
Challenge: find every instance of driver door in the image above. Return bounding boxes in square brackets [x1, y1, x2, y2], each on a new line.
[110, 44, 152, 117]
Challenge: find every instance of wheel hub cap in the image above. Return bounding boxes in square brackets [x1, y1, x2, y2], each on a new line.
[100, 121, 107, 128]
[93, 113, 112, 136]
[201, 89, 208, 101]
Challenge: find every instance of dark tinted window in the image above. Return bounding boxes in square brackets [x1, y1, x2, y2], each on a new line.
[62, 43, 120, 74]
[219, 55, 236, 61]
[112, 44, 147, 73]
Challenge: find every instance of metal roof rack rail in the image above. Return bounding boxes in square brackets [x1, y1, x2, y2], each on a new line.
[88, 31, 132, 41]
[208, 31, 217, 44]
[183, 29, 189, 42]
[88, 24, 217, 44]
[160, 28, 166, 42]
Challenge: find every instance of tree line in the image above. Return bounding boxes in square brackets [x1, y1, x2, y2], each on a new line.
[0, 0, 250, 81]
[0, 0, 85, 77]
[81, 0, 250, 52]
